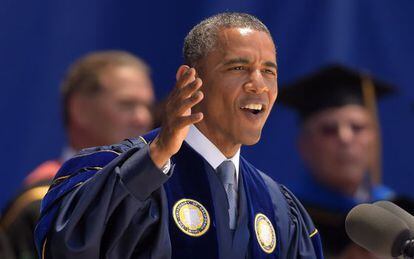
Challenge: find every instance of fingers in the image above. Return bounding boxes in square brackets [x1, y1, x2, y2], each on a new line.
[179, 77, 202, 99]
[175, 112, 204, 128]
[176, 89, 204, 115]
[176, 67, 196, 89]
[150, 66, 204, 162]
[169, 70, 203, 115]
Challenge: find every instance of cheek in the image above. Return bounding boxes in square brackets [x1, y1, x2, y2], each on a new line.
[139, 107, 153, 121]
[99, 106, 128, 127]
[312, 137, 336, 153]
[270, 82, 278, 97]
[89, 102, 109, 122]
[269, 94, 277, 109]
[361, 131, 377, 145]
[205, 90, 230, 111]
[354, 132, 377, 152]
[304, 138, 327, 159]
[311, 140, 339, 164]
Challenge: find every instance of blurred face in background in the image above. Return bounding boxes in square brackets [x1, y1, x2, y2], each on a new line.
[78, 65, 154, 146]
[298, 105, 377, 195]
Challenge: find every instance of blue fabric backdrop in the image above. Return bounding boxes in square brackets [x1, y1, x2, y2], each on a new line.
[1, 0, 413, 207]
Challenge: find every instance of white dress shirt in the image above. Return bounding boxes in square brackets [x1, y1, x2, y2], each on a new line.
[184, 124, 240, 189]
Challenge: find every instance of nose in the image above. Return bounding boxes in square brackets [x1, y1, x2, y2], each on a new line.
[243, 70, 268, 94]
[131, 105, 153, 131]
[338, 124, 354, 144]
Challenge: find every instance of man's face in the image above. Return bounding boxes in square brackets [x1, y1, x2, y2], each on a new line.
[194, 27, 278, 154]
[299, 105, 377, 194]
[84, 65, 154, 145]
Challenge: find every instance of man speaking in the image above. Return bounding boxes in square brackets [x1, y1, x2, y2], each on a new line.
[35, 13, 323, 258]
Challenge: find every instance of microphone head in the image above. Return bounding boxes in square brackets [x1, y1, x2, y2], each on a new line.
[345, 203, 411, 257]
[374, 200, 414, 233]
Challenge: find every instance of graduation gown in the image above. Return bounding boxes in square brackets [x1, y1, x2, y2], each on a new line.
[35, 130, 323, 258]
[0, 160, 61, 259]
[292, 173, 413, 257]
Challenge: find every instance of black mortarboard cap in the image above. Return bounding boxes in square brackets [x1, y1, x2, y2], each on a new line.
[278, 64, 395, 120]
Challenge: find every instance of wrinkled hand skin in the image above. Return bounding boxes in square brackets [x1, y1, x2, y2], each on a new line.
[150, 65, 204, 168]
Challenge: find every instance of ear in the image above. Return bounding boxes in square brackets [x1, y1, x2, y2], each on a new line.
[176, 65, 191, 81]
[68, 94, 90, 128]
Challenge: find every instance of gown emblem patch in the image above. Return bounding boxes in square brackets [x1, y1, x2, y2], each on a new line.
[172, 198, 210, 237]
[254, 213, 276, 253]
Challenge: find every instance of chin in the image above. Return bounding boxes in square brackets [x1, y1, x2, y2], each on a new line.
[241, 132, 262, 146]
[334, 171, 365, 186]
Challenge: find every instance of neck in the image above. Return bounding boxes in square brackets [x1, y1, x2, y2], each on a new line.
[315, 174, 360, 197]
[67, 127, 97, 151]
[340, 184, 359, 197]
[195, 124, 241, 158]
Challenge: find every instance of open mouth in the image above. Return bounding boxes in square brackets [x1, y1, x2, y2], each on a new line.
[240, 104, 265, 115]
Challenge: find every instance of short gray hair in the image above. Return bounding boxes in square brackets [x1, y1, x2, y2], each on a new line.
[183, 12, 272, 67]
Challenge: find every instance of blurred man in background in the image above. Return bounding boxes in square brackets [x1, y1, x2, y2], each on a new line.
[0, 50, 155, 259]
[278, 64, 413, 258]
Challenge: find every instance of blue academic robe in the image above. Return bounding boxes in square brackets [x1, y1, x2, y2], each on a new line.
[292, 173, 395, 214]
[291, 173, 395, 256]
[35, 130, 323, 258]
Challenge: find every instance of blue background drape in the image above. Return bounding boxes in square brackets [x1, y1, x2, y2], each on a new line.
[1, 0, 413, 207]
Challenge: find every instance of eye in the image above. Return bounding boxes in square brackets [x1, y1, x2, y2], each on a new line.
[351, 123, 366, 133]
[118, 101, 136, 111]
[230, 66, 245, 71]
[262, 68, 276, 75]
[319, 124, 338, 137]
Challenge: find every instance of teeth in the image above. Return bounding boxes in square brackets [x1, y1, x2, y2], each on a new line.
[242, 104, 263, 111]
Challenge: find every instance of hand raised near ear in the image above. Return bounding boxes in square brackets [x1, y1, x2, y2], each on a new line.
[150, 65, 204, 168]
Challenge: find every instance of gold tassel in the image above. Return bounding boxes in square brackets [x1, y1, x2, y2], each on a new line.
[361, 75, 382, 185]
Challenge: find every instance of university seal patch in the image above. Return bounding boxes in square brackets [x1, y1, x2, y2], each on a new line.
[254, 213, 276, 253]
[172, 198, 210, 237]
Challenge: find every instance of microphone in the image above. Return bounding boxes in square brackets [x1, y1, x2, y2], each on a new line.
[373, 200, 414, 257]
[345, 203, 414, 258]
[374, 200, 414, 231]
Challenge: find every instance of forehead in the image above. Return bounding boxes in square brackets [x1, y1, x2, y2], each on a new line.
[304, 105, 372, 125]
[99, 65, 154, 99]
[214, 27, 276, 58]
[100, 66, 150, 86]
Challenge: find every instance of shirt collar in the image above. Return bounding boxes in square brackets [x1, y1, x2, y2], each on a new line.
[185, 124, 240, 179]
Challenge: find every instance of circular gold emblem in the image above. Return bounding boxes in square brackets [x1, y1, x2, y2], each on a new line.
[254, 213, 276, 254]
[172, 198, 210, 237]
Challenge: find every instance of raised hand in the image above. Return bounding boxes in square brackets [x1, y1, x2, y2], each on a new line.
[149, 65, 204, 168]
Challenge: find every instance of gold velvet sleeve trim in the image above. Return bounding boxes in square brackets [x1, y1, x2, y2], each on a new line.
[309, 228, 319, 238]
[1, 185, 50, 228]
